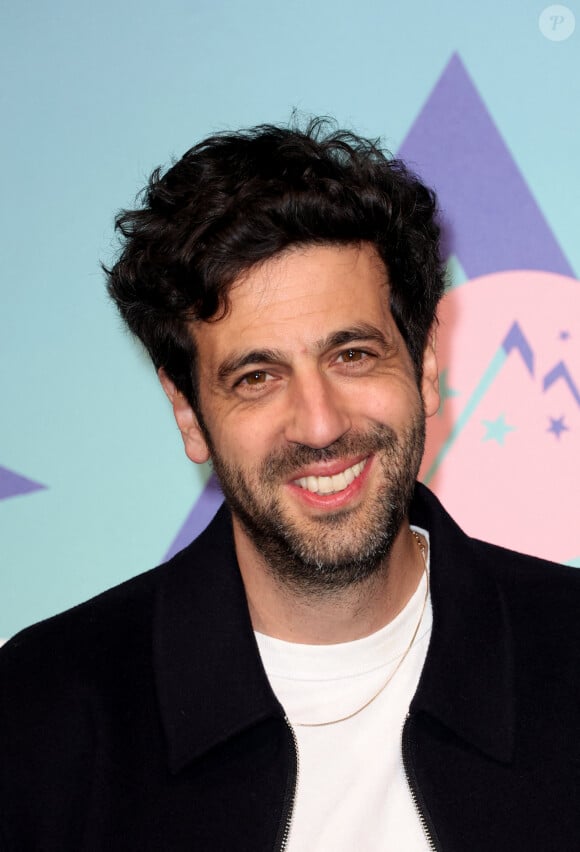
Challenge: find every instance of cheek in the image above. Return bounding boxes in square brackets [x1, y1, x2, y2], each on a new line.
[209, 409, 279, 466]
[348, 378, 422, 424]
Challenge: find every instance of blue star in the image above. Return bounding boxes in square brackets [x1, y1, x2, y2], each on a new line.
[437, 368, 459, 417]
[482, 413, 516, 445]
[547, 416, 569, 439]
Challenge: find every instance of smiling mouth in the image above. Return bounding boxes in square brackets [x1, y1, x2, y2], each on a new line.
[292, 459, 368, 495]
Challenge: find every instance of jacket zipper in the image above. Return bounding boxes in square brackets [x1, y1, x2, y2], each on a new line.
[402, 714, 441, 851]
[275, 716, 300, 852]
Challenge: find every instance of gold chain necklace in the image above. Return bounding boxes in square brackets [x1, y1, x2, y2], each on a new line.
[294, 530, 429, 728]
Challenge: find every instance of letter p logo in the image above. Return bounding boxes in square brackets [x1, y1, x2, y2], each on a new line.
[539, 5, 576, 40]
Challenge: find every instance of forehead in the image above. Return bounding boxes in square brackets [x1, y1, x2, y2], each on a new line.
[193, 243, 394, 359]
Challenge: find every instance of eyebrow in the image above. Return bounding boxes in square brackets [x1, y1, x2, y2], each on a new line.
[217, 348, 287, 383]
[216, 323, 390, 384]
[324, 323, 389, 351]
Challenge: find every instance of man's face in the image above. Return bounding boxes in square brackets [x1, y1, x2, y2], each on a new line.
[169, 243, 439, 592]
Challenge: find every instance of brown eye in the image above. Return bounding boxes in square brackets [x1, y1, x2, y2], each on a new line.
[244, 371, 268, 385]
[343, 349, 364, 362]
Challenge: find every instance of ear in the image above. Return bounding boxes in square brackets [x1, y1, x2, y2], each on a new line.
[158, 369, 211, 464]
[420, 326, 440, 418]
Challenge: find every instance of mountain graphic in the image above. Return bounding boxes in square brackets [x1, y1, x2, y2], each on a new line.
[398, 53, 573, 278]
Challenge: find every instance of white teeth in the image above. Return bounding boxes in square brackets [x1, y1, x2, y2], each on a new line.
[317, 476, 335, 495]
[343, 465, 356, 486]
[294, 460, 366, 495]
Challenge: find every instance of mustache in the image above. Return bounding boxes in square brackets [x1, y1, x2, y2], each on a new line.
[261, 424, 398, 480]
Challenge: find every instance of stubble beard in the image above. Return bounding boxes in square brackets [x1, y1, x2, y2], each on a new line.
[204, 413, 426, 596]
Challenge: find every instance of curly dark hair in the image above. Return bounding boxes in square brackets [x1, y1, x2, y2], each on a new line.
[106, 119, 445, 411]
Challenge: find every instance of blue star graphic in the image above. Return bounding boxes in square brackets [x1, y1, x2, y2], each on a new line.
[482, 413, 516, 445]
[437, 368, 459, 417]
[547, 416, 569, 439]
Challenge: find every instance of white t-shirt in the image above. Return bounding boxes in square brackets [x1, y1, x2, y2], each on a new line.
[255, 528, 432, 851]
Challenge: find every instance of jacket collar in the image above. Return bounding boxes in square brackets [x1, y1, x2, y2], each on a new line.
[410, 484, 515, 764]
[153, 506, 282, 774]
[154, 484, 515, 772]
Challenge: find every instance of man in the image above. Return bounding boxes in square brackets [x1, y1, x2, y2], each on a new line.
[1, 121, 580, 851]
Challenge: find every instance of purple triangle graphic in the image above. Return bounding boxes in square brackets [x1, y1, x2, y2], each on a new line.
[0, 465, 46, 501]
[164, 472, 223, 560]
[398, 53, 574, 278]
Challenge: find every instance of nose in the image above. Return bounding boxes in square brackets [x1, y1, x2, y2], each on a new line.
[284, 370, 351, 449]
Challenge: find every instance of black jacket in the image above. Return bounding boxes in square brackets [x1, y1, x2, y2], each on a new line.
[1, 484, 580, 851]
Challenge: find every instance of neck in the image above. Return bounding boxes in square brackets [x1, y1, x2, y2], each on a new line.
[233, 518, 425, 644]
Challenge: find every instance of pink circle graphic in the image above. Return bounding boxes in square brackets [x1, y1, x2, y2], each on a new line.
[420, 270, 580, 565]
